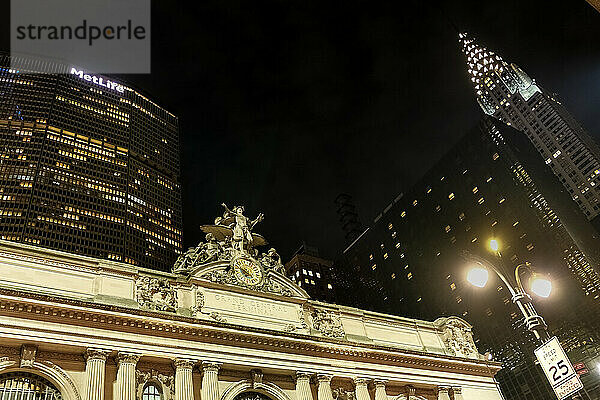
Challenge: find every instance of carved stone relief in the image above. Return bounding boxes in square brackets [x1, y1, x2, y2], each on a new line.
[436, 317, 479, 359]
[310, 308, 345, 339]
[135, 276, 178, 312]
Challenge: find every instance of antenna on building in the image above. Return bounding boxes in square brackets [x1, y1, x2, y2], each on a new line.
[334, 194, 364, 245]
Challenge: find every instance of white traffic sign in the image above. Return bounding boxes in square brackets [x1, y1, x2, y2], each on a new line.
[535, 337, 583, 399]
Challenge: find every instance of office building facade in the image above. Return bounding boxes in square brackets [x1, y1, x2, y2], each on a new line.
[460, 32, 600, 228]
[336, 119, 600, 399]
[0, 54, 182, 271]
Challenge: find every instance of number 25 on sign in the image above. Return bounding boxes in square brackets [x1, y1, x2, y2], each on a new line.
[535, 337, 583, 399]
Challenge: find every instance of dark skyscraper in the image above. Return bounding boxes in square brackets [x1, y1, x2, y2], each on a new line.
[284, 242, 335, 302]
[335, 118, 600, 399]
[460, 32, 600, 230]
[0, 54, 182, 271]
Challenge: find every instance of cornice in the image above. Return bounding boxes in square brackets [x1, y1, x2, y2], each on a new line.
[0, 287, 501, 377]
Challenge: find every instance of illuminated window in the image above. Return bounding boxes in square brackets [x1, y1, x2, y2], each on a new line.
[472, 186, 478, 194]
[478, 197, 484, 204]
[401, 211, 406, 218]
[142, 384, 162, 400]
[426, 187, 432, 194]
[486, 176, 493, 182]
[383, 253, 388, 259]
[450, 283, 456, 291]
[458, 212, 465, 221]
[499, 197, 506, 204]
[448, 193, 455, 200]
[412, 200, 418, 206]
[444, 225, 451, 233]
[492, 153, 499, 160]
[369, 254, 373, 260]
[388, 223, 393, 230]
[435, 205, 442, 212]
[316, 272, 321, 278]
[327, 283, 332, 289]
[512, 221, 519, 227]
[371, 264, 377, 270]
[456, 296, 462, 303]
[407, 272, 413, 280]
[391, 273, 396, 279]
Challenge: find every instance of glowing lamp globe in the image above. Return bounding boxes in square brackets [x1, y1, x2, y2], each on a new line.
[530, 276, 552, 298]
[489, 239, 500, 252]
[467, 267, 489, 288]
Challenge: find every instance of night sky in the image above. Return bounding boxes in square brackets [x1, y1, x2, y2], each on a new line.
[123, 0, 600, 261]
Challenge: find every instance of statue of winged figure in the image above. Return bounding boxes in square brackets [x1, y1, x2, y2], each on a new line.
[221, 203, 264, 252]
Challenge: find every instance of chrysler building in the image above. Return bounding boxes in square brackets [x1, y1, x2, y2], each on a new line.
[459, 32, 600, 227]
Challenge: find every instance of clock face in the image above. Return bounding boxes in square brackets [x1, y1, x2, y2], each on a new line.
[232, 257, 263, 286]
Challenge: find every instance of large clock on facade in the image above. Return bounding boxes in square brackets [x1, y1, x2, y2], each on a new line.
[231, 257, 264, 286]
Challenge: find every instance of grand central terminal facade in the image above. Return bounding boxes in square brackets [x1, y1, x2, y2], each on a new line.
[0, 206, 503, 400]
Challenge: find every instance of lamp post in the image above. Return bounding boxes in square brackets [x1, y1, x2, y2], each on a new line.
[467, 239, 590, 400]
[465, 239, 551, 343]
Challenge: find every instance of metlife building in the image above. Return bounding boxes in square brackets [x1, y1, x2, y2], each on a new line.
[0, 54, 182, 271]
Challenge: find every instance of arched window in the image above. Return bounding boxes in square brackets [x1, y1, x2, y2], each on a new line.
[141, 384, 162, 400]
[233, 392, 271, 400]
[0, 372, 63, 400]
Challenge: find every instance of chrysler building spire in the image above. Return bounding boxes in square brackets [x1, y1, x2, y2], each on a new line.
[459, 32, 507, 95]
[458, 31, 600, 229]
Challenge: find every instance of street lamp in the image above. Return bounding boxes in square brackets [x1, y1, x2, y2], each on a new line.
[465, 239, 551, 342]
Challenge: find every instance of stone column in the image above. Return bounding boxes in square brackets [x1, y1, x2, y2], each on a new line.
[84, 349, 111, 400]
[373, 381, 387, 400]
[116, 353, 140, 400]
[295, 372, 314, 400]
[201, 362, 221, 400]
[437, 387, 451, 400]
[404, 386, 416, 400]
[452, 387, 464, 400]
[173, 359, 195, 400]
[317, 375, 334, 400]
[354, 378, 370, 400]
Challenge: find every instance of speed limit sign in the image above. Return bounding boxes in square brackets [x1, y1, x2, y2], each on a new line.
[535, 337, 583, 399]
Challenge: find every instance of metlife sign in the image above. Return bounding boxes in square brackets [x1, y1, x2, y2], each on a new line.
[70, 67, 126, 94]
[535, 337, 583, 399]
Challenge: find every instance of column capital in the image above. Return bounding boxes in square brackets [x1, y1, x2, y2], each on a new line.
[373, 380, 387, 388]
[173, 358, 196, 370]
[438, 386, 450, 393]
[295, 371, 313, 381]
[353, 378, 370, 386]
[451, 387, 462, 394]
[85, 348, 111, 361]
[316, 374, 333, 383]
[201, 361, 221, 373]
[116, 352, 140, 365]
